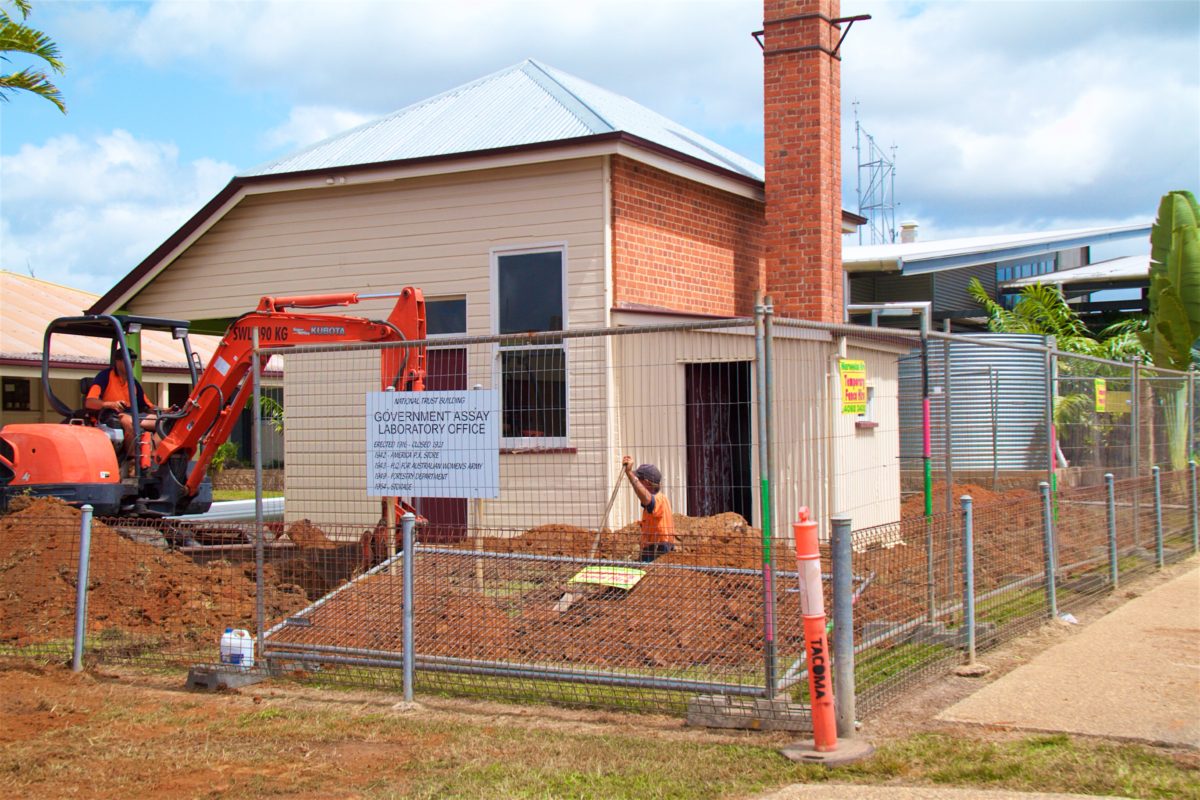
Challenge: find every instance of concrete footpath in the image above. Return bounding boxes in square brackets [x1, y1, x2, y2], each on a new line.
[754, 563, 1197, 800]
[938, 563, 1200, 747]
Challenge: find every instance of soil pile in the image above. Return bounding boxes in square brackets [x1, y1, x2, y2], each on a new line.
[269, 511, 811, 671]
[0, 498, 307, 646]
[282, 519, 336, 549]
[899, 482, 1028, 519]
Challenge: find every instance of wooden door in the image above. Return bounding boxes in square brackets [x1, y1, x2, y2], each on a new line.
[415, 348, 468, 543]
[685, 362, 753, 524]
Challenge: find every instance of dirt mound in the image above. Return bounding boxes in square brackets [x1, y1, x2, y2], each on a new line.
[899, 482, 1036, 519]
[283, 519, 336, 549]
[0, 498, 308, 647]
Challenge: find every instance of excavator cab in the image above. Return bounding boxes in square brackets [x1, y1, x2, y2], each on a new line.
[4, 286, 425, 520]
[0, 313, 210, 516]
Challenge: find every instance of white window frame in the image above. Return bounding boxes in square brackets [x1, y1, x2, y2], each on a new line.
[490, 243, 570, 449]
[425, 294, 468, 340]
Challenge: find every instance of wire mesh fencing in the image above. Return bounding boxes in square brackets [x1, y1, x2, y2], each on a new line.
[3, 309, 1198, 730]
[848, 467, 1199, 715]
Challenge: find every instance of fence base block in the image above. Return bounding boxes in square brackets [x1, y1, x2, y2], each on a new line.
[186, 665, 267, 692]
[686, 694, 813, 732]
[781, 736, 875, 766]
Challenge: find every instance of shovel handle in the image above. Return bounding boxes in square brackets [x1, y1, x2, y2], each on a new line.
[588, 472, 625, 559]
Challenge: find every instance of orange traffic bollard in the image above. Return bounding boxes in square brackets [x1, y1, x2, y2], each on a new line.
[794, 507, 837, 752]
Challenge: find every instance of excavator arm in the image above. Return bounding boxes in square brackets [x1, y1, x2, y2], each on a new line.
[152, 288, 426, 499]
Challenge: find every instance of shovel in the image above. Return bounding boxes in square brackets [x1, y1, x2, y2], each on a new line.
[553, 472, 645, 612]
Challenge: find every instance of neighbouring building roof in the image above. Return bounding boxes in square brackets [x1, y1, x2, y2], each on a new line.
[0, 270, 255, 370]
[844, 223, 1151, 275]
[1003, 254, 1150, 288]
[242, 60, 764, 183]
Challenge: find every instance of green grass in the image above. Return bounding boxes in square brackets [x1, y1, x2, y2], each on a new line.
[211, 489, 285, 502]
[978, 586, 1057, 627]
[5, 663, 1196, 799]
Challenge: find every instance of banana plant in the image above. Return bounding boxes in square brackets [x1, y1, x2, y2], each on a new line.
[1140, 190, 1200, 468]
[1140, 190, 1200, 371]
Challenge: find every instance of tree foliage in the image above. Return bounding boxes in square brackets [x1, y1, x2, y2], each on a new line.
[0, 0, 65, 113]
[1140, 189, 1200, 371]
[967, 277, 1141, 360]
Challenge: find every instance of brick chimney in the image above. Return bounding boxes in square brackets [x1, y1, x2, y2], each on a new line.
[763, 0, 843, 322]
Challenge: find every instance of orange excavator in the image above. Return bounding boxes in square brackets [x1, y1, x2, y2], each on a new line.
[0, 289, 426, 518]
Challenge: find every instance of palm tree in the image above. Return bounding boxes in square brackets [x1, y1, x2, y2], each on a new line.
[1, 0, 65, 113]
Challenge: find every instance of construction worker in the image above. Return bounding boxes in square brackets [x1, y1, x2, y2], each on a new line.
[85, 349, 157, 458]
[622, 455, 676, 562]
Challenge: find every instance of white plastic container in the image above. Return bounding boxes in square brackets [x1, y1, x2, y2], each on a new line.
[219, 628, 255, 669]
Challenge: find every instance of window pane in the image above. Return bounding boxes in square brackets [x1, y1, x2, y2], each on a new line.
[498, 251, 563, 334]
[426, 298, 466, 335]
[2, 378, 31, 411]
[501, 347, 566, 438]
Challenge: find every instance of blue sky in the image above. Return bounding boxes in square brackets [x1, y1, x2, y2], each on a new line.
[2, 0, 1198, 293]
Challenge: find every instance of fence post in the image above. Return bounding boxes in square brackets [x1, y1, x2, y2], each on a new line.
[754, 297, 777, 698]
[961, 496, 976, 665]
[1039, 481, 1058, 618]
[1105, 473, 1119, 590]
[921, 323, 935, 623]
[401, 511, 416, 704]
[1189, 366, 1196, 462]
[1191, 461, 1199, 554]
[941, 327, 955, 597]
[831, 514, 856, 739]
[942, 326, 954, 521]
[1131, 356, 1141, 548]
[71, 504, 94, 673]
[251, 328, 266, 653]
[1045, 341, 1057, 493]
[1153, 465, 1164, 569]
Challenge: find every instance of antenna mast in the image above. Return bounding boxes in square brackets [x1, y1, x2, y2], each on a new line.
[853, 103, 898, 245]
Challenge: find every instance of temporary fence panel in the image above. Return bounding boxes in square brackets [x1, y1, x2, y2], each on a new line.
[900, 334, 1050, 490]
[7, 309, 1198, 728]
[1054, 355, 1136, 488]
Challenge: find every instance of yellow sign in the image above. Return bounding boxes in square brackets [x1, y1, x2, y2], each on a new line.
[1106, 390, 1131, 414]
[839, 359, 867, 415]
[1094, 379, 1106, 412]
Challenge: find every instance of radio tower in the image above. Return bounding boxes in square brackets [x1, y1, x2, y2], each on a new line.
[853, 102, 898, 245]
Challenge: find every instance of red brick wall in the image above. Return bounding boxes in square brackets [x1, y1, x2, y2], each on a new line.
[763, 0, 843, 323]
[610, 156, 764, 317]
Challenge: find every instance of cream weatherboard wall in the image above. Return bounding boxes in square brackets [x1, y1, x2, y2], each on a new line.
[121, 158, 611, 529]
[123, 160, 609, 329]
[611, 326, 903, 541]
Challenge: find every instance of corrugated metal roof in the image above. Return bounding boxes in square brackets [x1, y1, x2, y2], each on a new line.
[844, 223, 1152, 274]
[241, 59, 764, 182]
[1003, 254, 1150, 288]
[1, 270, 223, 368]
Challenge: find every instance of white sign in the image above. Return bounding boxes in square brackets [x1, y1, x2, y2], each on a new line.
[366, 390, 500, 498]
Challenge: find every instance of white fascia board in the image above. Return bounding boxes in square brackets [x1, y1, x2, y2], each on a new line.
[613, 141, 763, 201]
[843, 258, 903, 274]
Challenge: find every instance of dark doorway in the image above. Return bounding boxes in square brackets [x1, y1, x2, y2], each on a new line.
[415, 348, 468, 543]
[685, 362, 753, 524]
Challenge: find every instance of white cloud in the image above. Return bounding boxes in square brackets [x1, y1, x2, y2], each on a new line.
[1, 131, 235, 290]
[67, 0, 764, 143]
[840, 0, 1199, 237]
[18, 0, 1200, 278]
[263, 106, 376, 151]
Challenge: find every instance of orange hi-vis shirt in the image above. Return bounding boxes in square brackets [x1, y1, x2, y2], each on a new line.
[86, 368, 154, 410]
[640, 492, 675, 547]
